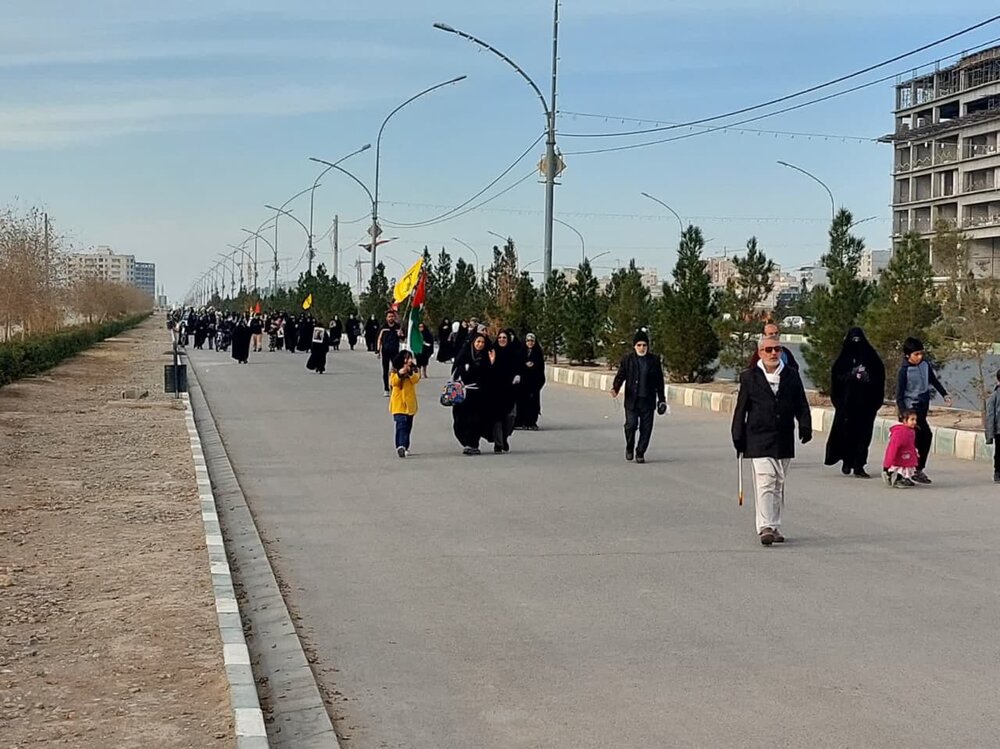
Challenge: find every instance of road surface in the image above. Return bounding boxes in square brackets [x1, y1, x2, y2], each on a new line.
[190, 345, 1000, 749]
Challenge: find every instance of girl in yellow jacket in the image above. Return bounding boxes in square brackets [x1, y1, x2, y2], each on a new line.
[390, 351, 420, 457]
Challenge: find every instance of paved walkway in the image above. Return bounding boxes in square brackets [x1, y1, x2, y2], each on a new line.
[190, 346, 1000, 749]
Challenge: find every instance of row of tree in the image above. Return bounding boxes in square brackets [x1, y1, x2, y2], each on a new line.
[208, 209, 999, 408]
[1, 204, 153, 340]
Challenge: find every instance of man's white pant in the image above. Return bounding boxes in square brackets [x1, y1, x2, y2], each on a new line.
[751, 458, 790, 533]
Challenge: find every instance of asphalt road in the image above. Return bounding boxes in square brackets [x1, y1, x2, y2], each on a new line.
[190, 345, 1000, 749]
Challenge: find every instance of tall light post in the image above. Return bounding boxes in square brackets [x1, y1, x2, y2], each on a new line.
[451, 237, 481, 280]
[370, 75, 467, 279]
[217, 252, 239, 299]
[226, 243, 256, 294]
[307, 144, 371, 275]
[242, 225, 276, 296]
[269, 184, 319, 292]
[435, 6, 560, 281]
[264, 205, 311, 286]
[777, 160, 836, 222]
[640, 192, 685, 237]
[554, 217, 585, 263]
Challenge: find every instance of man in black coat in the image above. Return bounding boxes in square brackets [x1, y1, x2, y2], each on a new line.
[610, 329, 666, 464]
[732, 335, 812, 546]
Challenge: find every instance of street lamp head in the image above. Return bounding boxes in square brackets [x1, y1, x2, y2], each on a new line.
[360, 143, 372, 152]
[433, 22, 457, 33]
[448, 74, 468, 84]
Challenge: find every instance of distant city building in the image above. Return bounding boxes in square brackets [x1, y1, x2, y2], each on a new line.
[881, 45, 1000, 277]
[64, 246, 135, 286]
[797, 263, 829, 291]
[135, 261, 156, 298]
[860, 249, 891, 280]
[705, 255, 737, 289]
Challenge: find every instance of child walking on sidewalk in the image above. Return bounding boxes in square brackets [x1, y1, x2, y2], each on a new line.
[984, 369, 1000, 483]
[883, 410, 919, 488]
[390, 350, 420, 458]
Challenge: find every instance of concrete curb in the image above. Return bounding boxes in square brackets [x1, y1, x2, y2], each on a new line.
[186, 357, 341, 749]
[182, 393, 269, 749]
[547, 365, 993, 464]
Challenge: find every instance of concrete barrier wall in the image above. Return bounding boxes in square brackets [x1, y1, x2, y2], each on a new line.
[547, 365, 992, 465]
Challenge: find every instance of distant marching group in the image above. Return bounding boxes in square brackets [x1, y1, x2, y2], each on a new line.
[169, 308, 968, 547]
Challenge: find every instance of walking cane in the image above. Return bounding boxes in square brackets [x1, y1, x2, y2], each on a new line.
[737, 453, 744, 507]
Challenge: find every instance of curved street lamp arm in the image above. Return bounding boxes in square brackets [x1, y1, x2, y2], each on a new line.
[241, 228, 274, 254]
[640, 192, 685, 236]
[264, 205, 311, 240]
[777, 161, 836, 221]
[319, 162, 375, 208]
[377, 76, 467, 149]
[279, 184, 321, 213]
[434, 24, 548, 116]
[554, 217, 585, 261]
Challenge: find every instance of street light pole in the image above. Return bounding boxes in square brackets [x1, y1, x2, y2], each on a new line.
[777, 160, 836, 222]
[640, 192, 685, 237]
[435, 2, 560, 281]
[451, 237, 481, 281]
[370, 76, 466, 279]
[554, 217, 585, 264]
[242, 228, 276, 296]
[307, 144, 371, 276]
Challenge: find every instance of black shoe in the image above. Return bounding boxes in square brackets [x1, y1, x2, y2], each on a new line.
[759, 528, 775, 546]
[772, 528, 785, 543]
[494, 445, 503, 454]
[853, 469, 872, 479]
[625, 450, 634, 462]
[635, 454, 645, 464]
[470, 448, 481, 455]
[994, 472, 1000, 484]
[912, 470, 932, 485]
[841, 463, 852, 475]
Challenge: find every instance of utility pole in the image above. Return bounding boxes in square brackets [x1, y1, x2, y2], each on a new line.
[43, 212, 50, 291]
[332, 214, 339, 280]
[543, 0, 560, 281]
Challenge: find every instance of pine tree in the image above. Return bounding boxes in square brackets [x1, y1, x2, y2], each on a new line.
[563, 260, 601, 364]
[716, 238, 775, 377]
[861, 232, 939, 396]
[655, 226, 719, 382]
[448, 258, 485, 319]
[506, 272, 539, 337]
[538, 270, 569, 363]
[802, 209, 875, 394]
[358, 262, 390, 320]
[483, 239, 519, 325]
[600, 260, 652, 369]
[426, 247, 453, 324]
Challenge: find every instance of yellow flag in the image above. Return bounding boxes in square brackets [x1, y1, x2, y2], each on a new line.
[393, 257, 424, 303]
[302, 293, 313, 310]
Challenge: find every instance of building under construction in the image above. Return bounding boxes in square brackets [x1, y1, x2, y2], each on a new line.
[882, 45, 1000, 276]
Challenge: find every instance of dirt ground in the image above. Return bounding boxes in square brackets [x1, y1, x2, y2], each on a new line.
[0, 317, 233, 748]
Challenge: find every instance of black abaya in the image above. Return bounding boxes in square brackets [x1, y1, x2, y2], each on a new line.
[824, 327, 886, 473]
[436, 321, 453, 362]
[306, 329, 331, 373]
[284, 321, 298, 353]
[515, 342, 546, 428]
[452, 337, 493, 449]
[231, 324, 252, 364]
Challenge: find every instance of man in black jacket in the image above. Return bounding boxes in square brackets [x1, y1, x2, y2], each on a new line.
[610, 329, 666, 464]
[732, 336, 812, 546]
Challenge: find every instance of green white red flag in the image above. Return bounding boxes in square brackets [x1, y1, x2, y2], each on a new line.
[406, 271, 427, 354]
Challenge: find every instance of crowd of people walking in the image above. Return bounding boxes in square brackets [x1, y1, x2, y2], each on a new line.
[170, 305, 968, 547]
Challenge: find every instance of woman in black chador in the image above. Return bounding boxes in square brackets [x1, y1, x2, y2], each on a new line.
[489, 329, 519, 453]
[451, 332, 494, 455]
[284, 316, 298, 353]
[824, 327, 886, 478]
[364, 315, 379, 352]
[515, 332, 546, 430]
[436, 318, 453, 363]
[346, 314, 360, 350]
[306, 325, 331, 374]
[297, 315, 313, 352]
[230, 318, 252, 365]
[329, 316, 343, 351]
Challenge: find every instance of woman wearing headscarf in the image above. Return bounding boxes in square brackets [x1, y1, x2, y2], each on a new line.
[297, 314, 313, 352]
[451, 332, 494, 455]
[329, 316, 343, 351]
[436, 318, 453, 363]
[415, 322, 435, 377]
[364, 315, 379, 352]
[824, 327, 886, 478]
[306, 324, 331, 374]
[515, 332, 546, 430]
[284, 315, 298, 353]
[346, 314, 360, 350]
[230, 317, 252, 365]
[489, 330, 519, 453]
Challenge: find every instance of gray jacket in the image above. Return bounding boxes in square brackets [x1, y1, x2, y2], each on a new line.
[986, 387, 1000, 443]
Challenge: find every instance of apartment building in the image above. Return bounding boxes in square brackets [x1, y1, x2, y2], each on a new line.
[882, 46, 1000, 276]
[63, 246, 135, 285]
[860, 249, 891, 280]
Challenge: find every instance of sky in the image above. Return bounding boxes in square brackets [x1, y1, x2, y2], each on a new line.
[3, 1, 999, 302]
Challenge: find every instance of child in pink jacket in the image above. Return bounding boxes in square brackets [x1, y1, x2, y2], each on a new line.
[883, 410, 919, 488]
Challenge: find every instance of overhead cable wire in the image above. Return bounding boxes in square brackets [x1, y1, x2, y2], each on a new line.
[382, 132, 545, 228]
[558, 16, 1000, 139]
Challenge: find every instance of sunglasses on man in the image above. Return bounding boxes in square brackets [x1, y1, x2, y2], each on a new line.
[762, 345, 783, 354]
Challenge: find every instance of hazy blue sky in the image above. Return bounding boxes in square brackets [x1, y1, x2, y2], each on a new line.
[3, 1, 998, 300]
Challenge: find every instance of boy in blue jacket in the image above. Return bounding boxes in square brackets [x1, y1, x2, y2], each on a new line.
[895, 337, 952, 484]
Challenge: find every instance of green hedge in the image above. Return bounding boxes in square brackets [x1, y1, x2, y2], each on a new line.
[0, 312, 152, 389]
